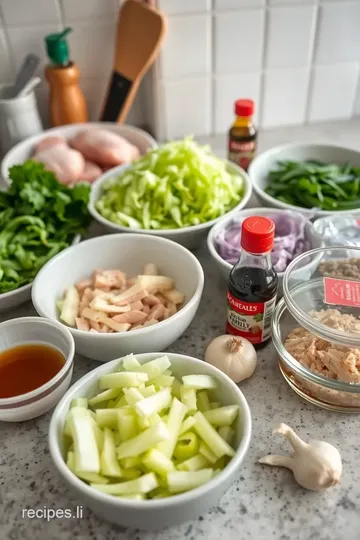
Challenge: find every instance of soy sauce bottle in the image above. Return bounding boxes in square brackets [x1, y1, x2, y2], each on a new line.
[228, 99, 257, 171]
[226, 216, 278, 349]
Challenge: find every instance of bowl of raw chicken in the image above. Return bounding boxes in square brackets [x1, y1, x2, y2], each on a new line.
[1, 123, 157, 186]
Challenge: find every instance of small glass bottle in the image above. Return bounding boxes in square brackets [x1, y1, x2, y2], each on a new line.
[226, 216, 278, 349]
[228, 99, 257, 171]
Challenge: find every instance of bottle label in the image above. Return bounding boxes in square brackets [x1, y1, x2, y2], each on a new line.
[226, 291, 277, 344]
[228, 140, 256, 171]
[323, 277, 360, 307]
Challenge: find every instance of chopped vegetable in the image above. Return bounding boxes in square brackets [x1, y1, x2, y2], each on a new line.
[0, 161, 90, 294]
[265, 160, 360, 211]
[95, 137, 244, 230]
[62, 354, 240, 500]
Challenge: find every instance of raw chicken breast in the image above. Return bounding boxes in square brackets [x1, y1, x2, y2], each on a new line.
[33, 137, 85, 184]
[78, 161, 102, 183]
[70, 128, 140, 167]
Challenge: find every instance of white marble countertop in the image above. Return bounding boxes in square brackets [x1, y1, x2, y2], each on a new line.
[1, 119, 360, 540]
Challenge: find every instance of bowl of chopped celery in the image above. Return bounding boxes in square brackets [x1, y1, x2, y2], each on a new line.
[89, 138, 252, 250]
[249, 143, 360, 217]
[49, 352, 252, 529]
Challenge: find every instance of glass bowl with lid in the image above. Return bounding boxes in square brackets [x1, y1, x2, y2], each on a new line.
[272, 246, 360, 412]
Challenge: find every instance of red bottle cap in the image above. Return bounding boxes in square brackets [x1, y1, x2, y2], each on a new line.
[234, 99, 254, 117]
[241, 216, 275, 254]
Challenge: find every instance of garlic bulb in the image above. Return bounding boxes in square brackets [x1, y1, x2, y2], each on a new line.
[259, 423, 342, 491]
[204, 335, 257, 383]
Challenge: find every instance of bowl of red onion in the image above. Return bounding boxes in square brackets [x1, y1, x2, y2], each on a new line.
[207, 208, 323, 294]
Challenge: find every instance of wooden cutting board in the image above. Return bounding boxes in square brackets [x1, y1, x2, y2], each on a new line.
[100, 0, 166, 124]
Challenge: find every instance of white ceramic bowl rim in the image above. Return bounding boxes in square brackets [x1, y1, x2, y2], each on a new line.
[32, 233, 205, 339]
[207, 207, 318, 276]
[250, 142, 360, 216]
[0, 316, 75, 408]
[88, 161, 253, 235]
[0, 234, 81, 302]
[49, 352, 252, 509]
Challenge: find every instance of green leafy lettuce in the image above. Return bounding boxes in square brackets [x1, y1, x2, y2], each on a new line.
[96, 138, 244, 230]
[0, 161, 91, 294]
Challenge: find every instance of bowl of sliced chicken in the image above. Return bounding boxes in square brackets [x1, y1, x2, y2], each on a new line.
[32, 233, 204, 362]
[1, 123, 157, 186]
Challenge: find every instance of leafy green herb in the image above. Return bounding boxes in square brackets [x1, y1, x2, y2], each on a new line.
[265, 160, 360, 211]
[0, 161, 91, 294]
[96, 138, 244, 230]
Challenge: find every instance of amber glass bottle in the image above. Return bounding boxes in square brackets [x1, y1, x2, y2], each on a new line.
[228, 99, 257, 171]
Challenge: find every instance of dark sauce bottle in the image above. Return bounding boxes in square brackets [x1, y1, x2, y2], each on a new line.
[226, 216, 278, 349]
[228, 99, 257, 171]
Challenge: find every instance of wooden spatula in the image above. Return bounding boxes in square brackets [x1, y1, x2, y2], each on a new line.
[100, 0, 166, 124]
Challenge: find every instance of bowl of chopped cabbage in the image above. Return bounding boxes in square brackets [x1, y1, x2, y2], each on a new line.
[89, 138, 252, 250]
[49, 352, 252, 529]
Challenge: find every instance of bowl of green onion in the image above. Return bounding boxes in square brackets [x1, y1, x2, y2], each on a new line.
[249, 143, 360, 217]
[88, 138, 252, 249]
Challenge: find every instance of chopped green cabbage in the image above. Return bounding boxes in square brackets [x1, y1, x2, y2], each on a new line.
[95, 138, 244, 230]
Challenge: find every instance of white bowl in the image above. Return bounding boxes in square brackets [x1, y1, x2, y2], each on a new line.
[32, 234, 204, 362]
[0, 316, 75, 422]
[88, 160, 252, 250]
[207, 208, 323, 294]
[49, 352, 252, 529]
[1, 122, 157, 185]
[0, 234, 81, 314]
[249, 143, 360, 217]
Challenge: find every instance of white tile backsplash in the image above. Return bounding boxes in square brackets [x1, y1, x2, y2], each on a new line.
[160, 14, 210, 79]
[262, 68, 309, 128]
[315, 2, 360, 64]
[1, 0, 61, 26]
[161, 78, 211, 139]
[308, 63, 360, 122]
[0, 29, 14, 83]
[61, 0, 119, 21]
[158, 0, 210, 15]
[214, 9, 265, 74]
[214, 0, 265, 8]
[265, 4, 317, 69]
[214, 73, 261, 134]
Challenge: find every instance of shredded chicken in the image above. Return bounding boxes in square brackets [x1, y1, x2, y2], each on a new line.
[284, 309, 360, 384]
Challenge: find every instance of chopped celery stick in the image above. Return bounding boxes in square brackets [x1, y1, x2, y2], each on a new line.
[60, 286, 79, 327]
[149, 413, 162, 426]
[143, 448, 175, 475]
[115, 396, 128, 407]
[214, 456, 226, 470]
[121, 468, 142, 480]
[137, 414, 150, 430]
[100, 428, 123, 477]
[210, 402, 221, 409]
[123, 387, 144, 406]
[71, 411, 100, 473]
[99, 372, 148, 389]
[173, 432, 199, 461]
[161, 414, 168, 424]
[180, 386, 197, 412]
[167, 469, 213, 493]
[71, 398, 88, 409]
[116, 494, 145, 500]
[91, 473, 158, 495]
[177, 453, 209, 472]
[163, 369, 172, 376]
[108, 399, 116, 408]
[121, 456, 142, 469]
[117, 422, 170, 459]
[153, 375, 174, 388]
[151, 489, 171, 499]
[138, 356, 171, 379]
[120, 354, 141, 371]
[179, 416, 196, 436]
[64, 406, 89, 438]
[204, 405, 239, 427]
[117, 414, 137, 442]
[197, 391, 211, 412]
[138, 385, 156, 397]
[135, 389, 171, 417]
[199, 442, 217, 464]
[114, 432, 122, 445]
[218, 426, 235, 445]
[88, 388, 122, 406]
[89, 411, 96, 420]
[90, 418, 104, 451]
[182, 375, 217, 390]
[95, 409, 118, 429]
[157, 397, 187, 458]
[67, 452, 109, 484]
[172, 378, 181, 399]
[193, 412, 235, 458]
